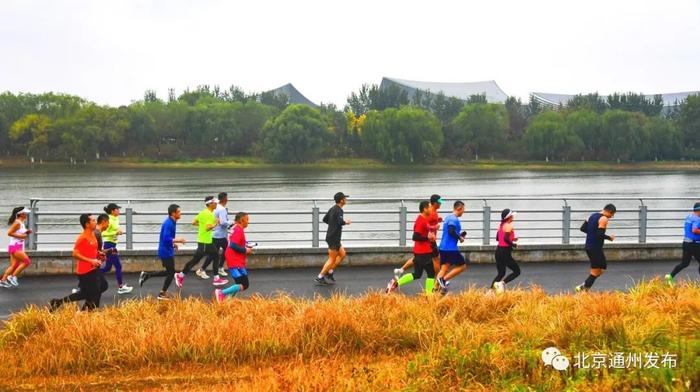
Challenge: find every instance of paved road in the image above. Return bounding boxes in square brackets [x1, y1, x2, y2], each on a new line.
[1, 260, 697, 318]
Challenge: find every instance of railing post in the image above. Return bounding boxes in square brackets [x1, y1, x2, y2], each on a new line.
[312, 201, 319, 248]
[125, 207, 133, 250]
[639, 204, 648, 244]
[562, 204, 571, 244]
[482, 204, 491, 245]
[28, 203, 38, 250]
[399, 201, 407, 246]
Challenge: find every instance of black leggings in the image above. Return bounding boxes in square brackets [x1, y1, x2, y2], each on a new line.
[412, 254, 435, 280]
[234, 274, 250, 290]
[56, 269, 108, 311]
[148, 257, 176, 292]
[670, 242, 700, 277]
[492, 247, 520, 286]
[181, 243, 217, 274]
[202, 237, 227, 272]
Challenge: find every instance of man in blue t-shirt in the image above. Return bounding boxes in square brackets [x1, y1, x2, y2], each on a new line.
[665, 202, 700, 285]
[436, 200, 468, 292]
[138, 204, 187, 300]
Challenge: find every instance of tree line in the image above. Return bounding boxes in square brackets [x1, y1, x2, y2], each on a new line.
[0, 85, 698, 164]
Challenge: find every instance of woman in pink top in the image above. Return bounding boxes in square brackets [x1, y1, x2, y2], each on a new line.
[491, 208, 520, 293]
[1, 207, 32, 288]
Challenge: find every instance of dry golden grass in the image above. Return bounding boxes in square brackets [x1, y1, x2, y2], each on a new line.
[1, 280, 698, 391]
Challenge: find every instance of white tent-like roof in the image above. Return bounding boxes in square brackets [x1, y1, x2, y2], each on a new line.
[381, 77, 508, 103]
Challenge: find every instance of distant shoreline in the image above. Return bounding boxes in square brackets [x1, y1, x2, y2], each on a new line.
[1, 156, 699, 171]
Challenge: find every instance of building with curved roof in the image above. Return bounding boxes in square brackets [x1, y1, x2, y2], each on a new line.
[381, 77, 508, 103]
[265, 83, 318, 107]
[531, 91, 699, 109]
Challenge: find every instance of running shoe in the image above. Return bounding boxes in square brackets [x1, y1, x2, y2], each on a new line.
[157, 292, 172, 300]
[386, 278, 398, 293]
[315, 276, 329, 286]
[196, 269, 210, 279]
[8, 276, 18, 287]
[437, 277, 447, 290]
[493, 281, 505, 294]
[0, 280, 11, 288]
[664, 274, 674, 287]
[49, 298, 61, 312]
[575, 284, 587, 293]
[138, 271, 149, 287]
[175, 272, 184, 288]
[117, 284, 133, 294]
[212, 276, 228, 286]
[71, 287, 80, 294]
[326, 272, 336, 283]
[218, 268, 228, 277]
[214, 289, 225, 304]
[393, 268, 403, 281]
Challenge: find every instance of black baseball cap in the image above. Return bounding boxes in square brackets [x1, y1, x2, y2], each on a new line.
[334, 192, 349, 203]
[430, 194, 444, 204]
[694, 202, 700, 211]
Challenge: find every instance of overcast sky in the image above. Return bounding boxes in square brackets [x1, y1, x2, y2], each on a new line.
[1, 0, 699, 107]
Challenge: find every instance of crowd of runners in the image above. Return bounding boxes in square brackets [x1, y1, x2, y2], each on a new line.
[2, 193, 699, 311]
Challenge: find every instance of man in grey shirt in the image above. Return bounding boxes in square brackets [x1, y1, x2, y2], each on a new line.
[203, 192, 231, 279]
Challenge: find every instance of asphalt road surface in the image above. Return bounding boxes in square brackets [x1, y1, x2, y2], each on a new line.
[1, 260, 697, 319]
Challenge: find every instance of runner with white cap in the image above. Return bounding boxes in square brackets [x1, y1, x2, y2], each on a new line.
[491, 208, 520, 293]
[1, 207, 33, 288]
[175, 196, 221, 288]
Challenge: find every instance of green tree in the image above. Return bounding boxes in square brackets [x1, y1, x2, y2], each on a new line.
[260, 104, 329, 163]
[9, 114, 53, 158]
[361, 106, 442, 164]
[678, 94, 700, 157]
[600, 110, 649, 161]
[523, 111, 584, 160]
[504, 96, 527, 138]
[566, 93, 608, 113]
[564, 110, 602, 159]
[448, 103, 508, 159]
[645, 117, 682, 160]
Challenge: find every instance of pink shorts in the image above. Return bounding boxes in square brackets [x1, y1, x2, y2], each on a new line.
[8, 243, 24, 254]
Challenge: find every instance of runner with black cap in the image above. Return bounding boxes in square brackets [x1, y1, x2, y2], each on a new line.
[175, 196, 220, 288]
[386, 200, 437, 294]
[491, 208, 520, 293]
[315, 192, 351, 285]
[665, 202, 700, 286]
[100, 203, 133, 294]
[393, 194, 443, 281]
[576, 204, 616, 292]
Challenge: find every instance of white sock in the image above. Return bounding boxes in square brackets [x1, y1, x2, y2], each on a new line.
[318, 274, 324, 279]
[328, 269, 334, 274]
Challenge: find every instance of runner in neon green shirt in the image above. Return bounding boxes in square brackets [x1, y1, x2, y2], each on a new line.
[176, 196, 221, 286]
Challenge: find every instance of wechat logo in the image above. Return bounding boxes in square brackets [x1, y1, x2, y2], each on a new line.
[542, 347, 570, 371]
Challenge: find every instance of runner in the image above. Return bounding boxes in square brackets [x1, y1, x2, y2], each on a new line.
[49, 214, 106, 311]
[315, 192, 351, 285]
[174, 196, 220, 288]
[215, 212, 253, 302]
[576, 204, 616, 292]
[138, 204, 188, 299]
[201, 192, 230, 283]
[436, 201, 468, 293]
[71, 213, 111, 294]
[387, 201, 436, 294]
[393, 194, 443, 281]
[491, 208, 520, 293]
[1, 207, 32, 288]
[665, 202, 700, 286]
[100, 203, 133, 294]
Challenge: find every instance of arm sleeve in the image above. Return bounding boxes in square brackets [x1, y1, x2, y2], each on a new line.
[447, 224, 460, 239]
[412, 232, 430, 242]
[217, 210, 229, 229]
[579, 221, 588, 233]
[229, 242, 246, 253]
[162, 222, 174, 247]
[596, 228, 612, 241]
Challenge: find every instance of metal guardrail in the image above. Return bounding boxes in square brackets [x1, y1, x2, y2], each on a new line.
[25, 197, 698, 250]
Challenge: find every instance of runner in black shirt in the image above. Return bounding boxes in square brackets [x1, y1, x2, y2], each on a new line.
[315, 192, 351, 285]
[576, 204, 616, 292]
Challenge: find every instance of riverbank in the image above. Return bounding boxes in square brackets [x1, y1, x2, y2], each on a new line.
[2, 156, 700, 171]
[1, 280, 696, 390]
